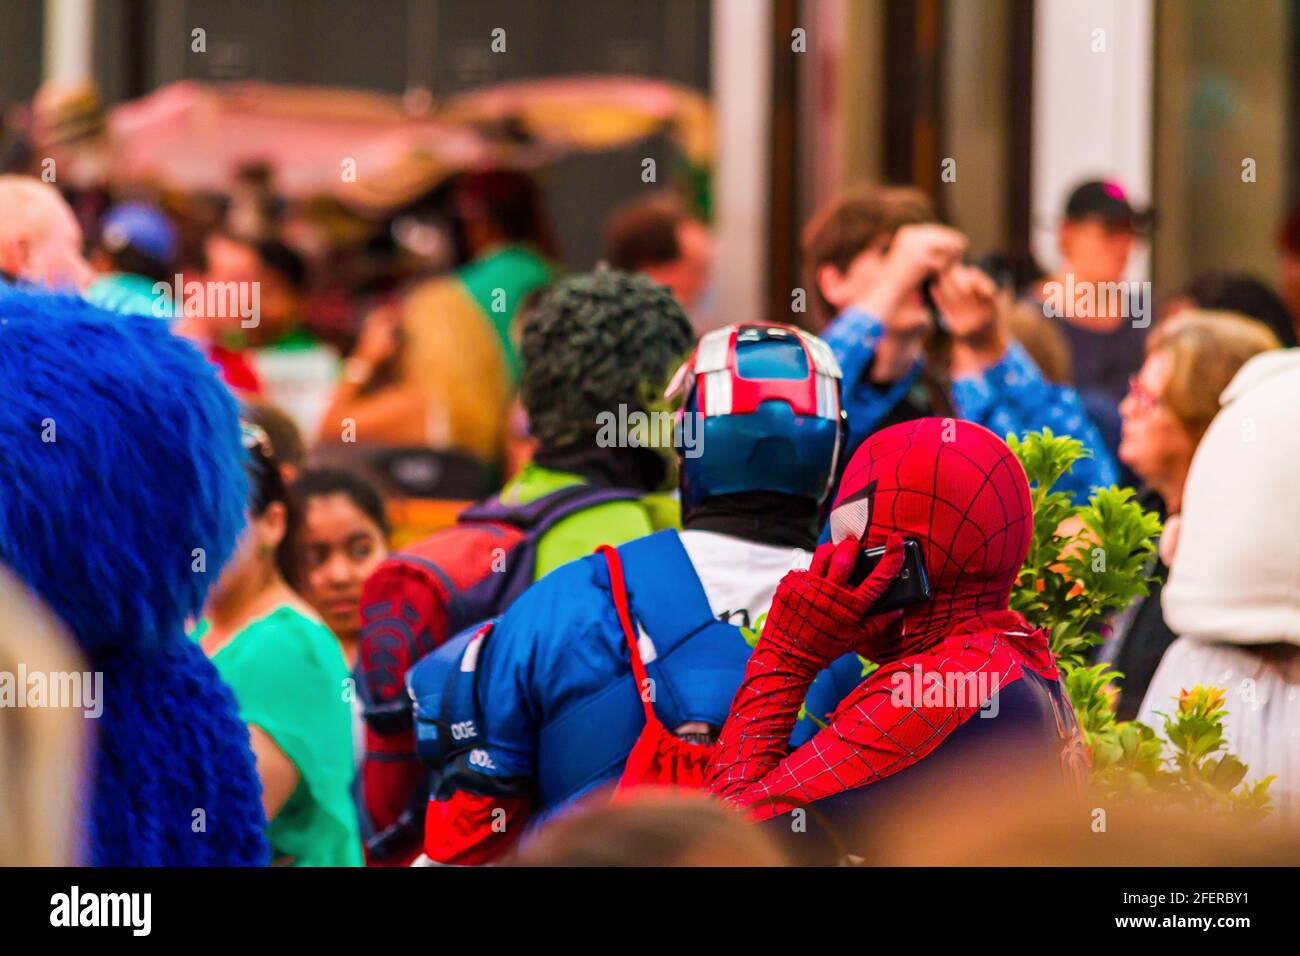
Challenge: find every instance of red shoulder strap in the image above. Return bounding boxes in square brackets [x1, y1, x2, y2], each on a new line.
[597, 545, 658, 725]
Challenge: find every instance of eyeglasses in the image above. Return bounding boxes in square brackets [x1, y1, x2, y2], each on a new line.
[1124, 375, 1163, 414]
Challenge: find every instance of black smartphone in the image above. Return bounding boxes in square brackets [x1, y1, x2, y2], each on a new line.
[846, 538, 932, 613]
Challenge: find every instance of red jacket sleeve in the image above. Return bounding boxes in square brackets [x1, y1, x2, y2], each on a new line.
[712, 638, 1022, 820]
[424, 792, 533, 866]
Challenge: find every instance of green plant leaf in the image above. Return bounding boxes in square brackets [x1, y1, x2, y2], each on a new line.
[1007, 429, 1269, 821]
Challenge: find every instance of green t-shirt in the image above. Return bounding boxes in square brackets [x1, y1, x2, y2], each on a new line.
[195, 607, 362, 867]
[501, 462, 680, 578]
[458, 244, 555, 385]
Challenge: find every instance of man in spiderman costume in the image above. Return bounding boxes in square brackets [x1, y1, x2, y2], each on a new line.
[709, 416, 1081, 856]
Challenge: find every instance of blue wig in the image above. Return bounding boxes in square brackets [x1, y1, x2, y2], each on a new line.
[0, 285, 268, 865]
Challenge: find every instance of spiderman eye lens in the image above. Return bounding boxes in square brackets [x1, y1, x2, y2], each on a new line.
[829, 498, 869, 544]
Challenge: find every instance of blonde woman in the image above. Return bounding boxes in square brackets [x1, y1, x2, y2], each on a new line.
[1104, 311, 1279, 718]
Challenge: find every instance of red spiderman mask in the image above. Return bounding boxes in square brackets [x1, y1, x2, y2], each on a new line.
[826, 417, 1033, 662]
[707, 418, 1069, 823]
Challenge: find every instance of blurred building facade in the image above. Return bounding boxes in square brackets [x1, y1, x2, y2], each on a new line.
[1, 0, 1296, 321]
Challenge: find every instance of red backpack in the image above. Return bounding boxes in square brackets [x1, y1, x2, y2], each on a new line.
[357, 483, 637, 865]
[597, 544, 714, 797]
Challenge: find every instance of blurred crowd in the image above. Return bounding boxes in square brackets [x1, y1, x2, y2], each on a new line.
[2, 100, 1299, 867]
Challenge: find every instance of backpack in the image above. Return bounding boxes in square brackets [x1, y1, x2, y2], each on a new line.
[598, 544, 714, 797]
[407, 531, 747, 863]
[356, 482, 638, 864]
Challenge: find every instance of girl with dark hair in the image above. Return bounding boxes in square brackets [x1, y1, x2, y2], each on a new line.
[289, 467, 392, 669]
[195, 426, 363, 866]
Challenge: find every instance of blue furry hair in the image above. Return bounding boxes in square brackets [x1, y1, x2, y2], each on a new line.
[0, 284, 246, 654]
[88, 639, 270, 866]
[0, 284, 268, 866]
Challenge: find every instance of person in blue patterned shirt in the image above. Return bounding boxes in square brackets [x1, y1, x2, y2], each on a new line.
[804, 187, 1118, 503]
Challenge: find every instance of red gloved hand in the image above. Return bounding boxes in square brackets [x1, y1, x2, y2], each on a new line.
[761, 533, 907, 669]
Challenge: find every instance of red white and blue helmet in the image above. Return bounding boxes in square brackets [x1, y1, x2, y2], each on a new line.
[665, 322, 845, 510]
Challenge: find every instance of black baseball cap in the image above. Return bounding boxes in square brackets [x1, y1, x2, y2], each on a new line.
[1064, 180, 1153, 234]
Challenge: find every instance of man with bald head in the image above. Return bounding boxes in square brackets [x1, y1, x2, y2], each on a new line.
[0, 175, 93, 289]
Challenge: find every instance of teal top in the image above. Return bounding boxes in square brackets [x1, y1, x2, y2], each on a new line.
[458, 244, 555, 384]
[85, 272, 172, 321]
[195, 606, 362, 866]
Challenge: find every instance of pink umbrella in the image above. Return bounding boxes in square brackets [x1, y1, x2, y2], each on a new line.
[108, 81, 492, 210]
